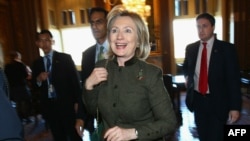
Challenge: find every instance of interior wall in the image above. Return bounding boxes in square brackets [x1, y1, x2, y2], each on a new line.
[233, 0, 250, 71]
[0, 0, 38, 66]
[0, 0, 12, 64]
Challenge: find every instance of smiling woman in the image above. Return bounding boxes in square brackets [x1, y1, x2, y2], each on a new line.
[83, 5, 177, 141]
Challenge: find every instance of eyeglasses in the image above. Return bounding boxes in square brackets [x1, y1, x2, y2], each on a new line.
[90, 19, 106, 26]
[37, 38, 53, 43]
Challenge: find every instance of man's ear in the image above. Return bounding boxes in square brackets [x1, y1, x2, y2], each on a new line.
[51, 39, 55, 45]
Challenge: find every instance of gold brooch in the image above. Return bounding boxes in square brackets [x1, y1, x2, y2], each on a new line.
[137, 69, 144, 80]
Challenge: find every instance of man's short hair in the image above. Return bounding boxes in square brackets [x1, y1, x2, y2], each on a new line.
[88, 7, 108, 18]
[196, 13, 215, 26]
[37, 29, 53, 38]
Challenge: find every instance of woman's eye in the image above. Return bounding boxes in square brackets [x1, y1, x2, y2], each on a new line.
[111, 29, 117, 33]
[125, 29, 132, 33]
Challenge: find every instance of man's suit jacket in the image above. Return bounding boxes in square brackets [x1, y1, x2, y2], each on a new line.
[77, 44, 97, 132]
[183, 39, 242, 118]
[81, 44, 96, 83]
[32, 51, 82, 116]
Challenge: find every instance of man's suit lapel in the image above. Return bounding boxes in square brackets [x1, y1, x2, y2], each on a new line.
[207, 39, 220, 77]
[91, 45, 97, 64]
[86, 45, 96, 71]
[39, 57, 45, 72]
[191, 42, 200, 75]
[51, 51, 59, 83]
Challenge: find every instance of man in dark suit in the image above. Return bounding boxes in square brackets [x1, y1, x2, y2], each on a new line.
[75, 7, 109, 137]
[183, 13, 242, 141]
[32, 29, 84, 141]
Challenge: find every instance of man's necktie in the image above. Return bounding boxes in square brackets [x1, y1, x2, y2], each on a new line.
[98, 46, 105, 61]
[46, 55, 56, 98]
[199, 42, 208, 95]
[46, 55, 51, 72]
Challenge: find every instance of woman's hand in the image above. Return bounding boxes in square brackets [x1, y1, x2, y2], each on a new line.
[85, 67, 108, 90]
[104, 126, 137, 141]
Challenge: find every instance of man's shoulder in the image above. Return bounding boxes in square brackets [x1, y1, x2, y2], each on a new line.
[184, 41, 200, 52]
[214, 39, 234, 46]
[54, 51, 71, 58]
[187, 40, 200, 47]
[83, 45, 96, 54]
[33, 56, 43, 63]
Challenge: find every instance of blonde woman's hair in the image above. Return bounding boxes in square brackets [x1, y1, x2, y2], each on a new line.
[106, 5, 151, 60]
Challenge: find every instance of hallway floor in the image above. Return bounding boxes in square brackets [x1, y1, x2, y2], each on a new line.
[24, 92, 250, 141]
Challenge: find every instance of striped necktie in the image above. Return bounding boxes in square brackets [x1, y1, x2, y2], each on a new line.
[46, 55, 51, 72]
[98, 46, 105, 61]
[46, 55, 52, 82]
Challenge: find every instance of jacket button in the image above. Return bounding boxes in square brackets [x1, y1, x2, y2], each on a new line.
[115, 119, 121, 123]
[113, 103, 116, 107]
